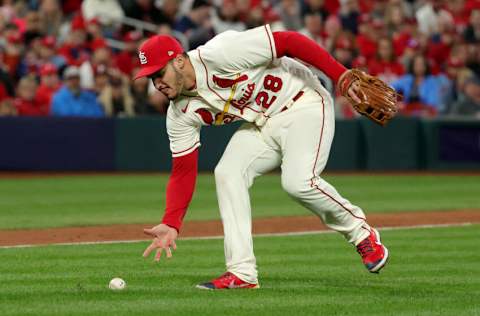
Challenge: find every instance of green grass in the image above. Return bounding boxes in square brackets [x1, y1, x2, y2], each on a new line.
[1, 225, 479, 316]
[0, 174, 479, 229]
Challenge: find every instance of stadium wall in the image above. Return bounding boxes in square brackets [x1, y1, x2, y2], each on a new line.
[1, 117, 479, 171]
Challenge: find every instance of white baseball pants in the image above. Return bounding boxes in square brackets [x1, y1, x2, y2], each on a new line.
[214, 88, 371, 284]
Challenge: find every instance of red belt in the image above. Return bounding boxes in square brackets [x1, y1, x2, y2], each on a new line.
[280, 90, 304, 112]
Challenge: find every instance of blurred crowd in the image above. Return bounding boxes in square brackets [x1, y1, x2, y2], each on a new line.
[0, 0, 480, 119]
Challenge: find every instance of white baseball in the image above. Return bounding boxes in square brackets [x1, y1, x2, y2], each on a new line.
[109, 277, 126, 290]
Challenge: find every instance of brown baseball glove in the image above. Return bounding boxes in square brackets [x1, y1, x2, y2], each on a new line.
[337, 69, 399, 126]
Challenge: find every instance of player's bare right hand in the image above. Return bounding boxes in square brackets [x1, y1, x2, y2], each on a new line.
[142, 223, 178, 261]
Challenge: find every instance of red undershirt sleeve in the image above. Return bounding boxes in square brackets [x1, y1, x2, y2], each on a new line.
[272, 31, 347, 83]
[161, 148, 199, 233]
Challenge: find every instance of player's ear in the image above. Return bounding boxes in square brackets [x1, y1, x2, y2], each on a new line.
[174, 54, 185, 69]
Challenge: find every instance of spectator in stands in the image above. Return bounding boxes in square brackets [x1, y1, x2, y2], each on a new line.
[92, 64, 111, 95]
[115, 30, 142, 77]
[22, 11, 43, 45]
[13, 75, 48, 116]
[464, 9, 480, 43]
[332, 32, 355, 68]
[85, 18, 108, 45]
[17, 38, 41, 78]
[0, 11, 6, 34]
[2, 19, 20, 40]
[442, 54, 474, 111]
[122, 0, 173, 26]
[58, 16, 91, 67]
[449, 76, 480, 117]
[81, 0, 125, 27]
[302, 0, 331, 20]
[426, 13, 457, 68]
[36, 63, 60, 113]
[297, 8, 333, 93]
[368, 37, 405, 84]
[339, 0, 360, 34]
[389, 0, 414, 18]
[0, 76, 15, 116]
[51, 66, 104, 117]
[447, 43, 472, 78]
[62, 0, 82, 16]
[399, 37, 426, 73]
[445, 0, 470, 32]
[275, 0, 303, 31]
[129, 71, 159, 115]
[0, 53, 15, 98]
[3, 31, 24, 80]
[37, 35, 67, 70]
[356, 14, 377, 61]
[243, 4, 267, 29]
[416, 0, 454, 36]
[371, 16, 389, 38]
[299, 8, 325, 46]
[98, 71, 134, 117]
[0, 0, 16, 21]
[212, 0, 246, 34]
[161, 0, 180, 27]
[385, 3, 412, 56]
[38, 0, 63, 37]
[392, 54, 451, 116]
[174, 0, 214, 49]
[324, 14, 342, 52]
[156, 23, 174, 37]
[465, 40, 480, 77]
[79, 45, 112, 90]
[368, 0, 387, 19]
[0, 99, 15, 115]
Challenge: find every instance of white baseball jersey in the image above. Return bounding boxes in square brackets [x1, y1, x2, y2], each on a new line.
[167, 24, 329, 157]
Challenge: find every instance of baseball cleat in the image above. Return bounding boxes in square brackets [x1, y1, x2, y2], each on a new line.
[196, 272, 260, 290]
[356, 228, 389, 273]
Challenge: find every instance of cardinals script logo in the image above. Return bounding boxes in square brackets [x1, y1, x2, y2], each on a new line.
[139, 51, 147, 65]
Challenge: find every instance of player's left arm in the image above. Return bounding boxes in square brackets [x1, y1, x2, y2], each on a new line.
[272, 31, 361, 102]
[272, 31, 347, 83]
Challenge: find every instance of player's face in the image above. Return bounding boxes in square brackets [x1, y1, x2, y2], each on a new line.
[150, 62, 184, 100]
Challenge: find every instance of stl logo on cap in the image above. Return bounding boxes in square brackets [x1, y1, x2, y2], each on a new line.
[168, 51, 174, 56]
[139, 51, 147, 65]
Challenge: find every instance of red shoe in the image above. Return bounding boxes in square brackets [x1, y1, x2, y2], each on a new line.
[196, 272, 260, 290]
[356, 228, 389, 273]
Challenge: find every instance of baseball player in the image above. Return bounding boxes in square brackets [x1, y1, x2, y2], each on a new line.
[139, 25, 389, 289]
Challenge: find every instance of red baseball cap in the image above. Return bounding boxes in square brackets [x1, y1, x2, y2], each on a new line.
[134, 35, 184, 80]
[352, 56, 367, 68]
[335, 37, 352, 50]
[358, 14, 371, 24]
[124, 30, 142, 42]
[41, 36, 56, 48]
[40, 63, 57, 76]
[7, 33, 22, 44]
[447, 56, 464, 68]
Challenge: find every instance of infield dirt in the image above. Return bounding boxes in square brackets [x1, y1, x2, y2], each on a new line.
[1, 210, 479, 247]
